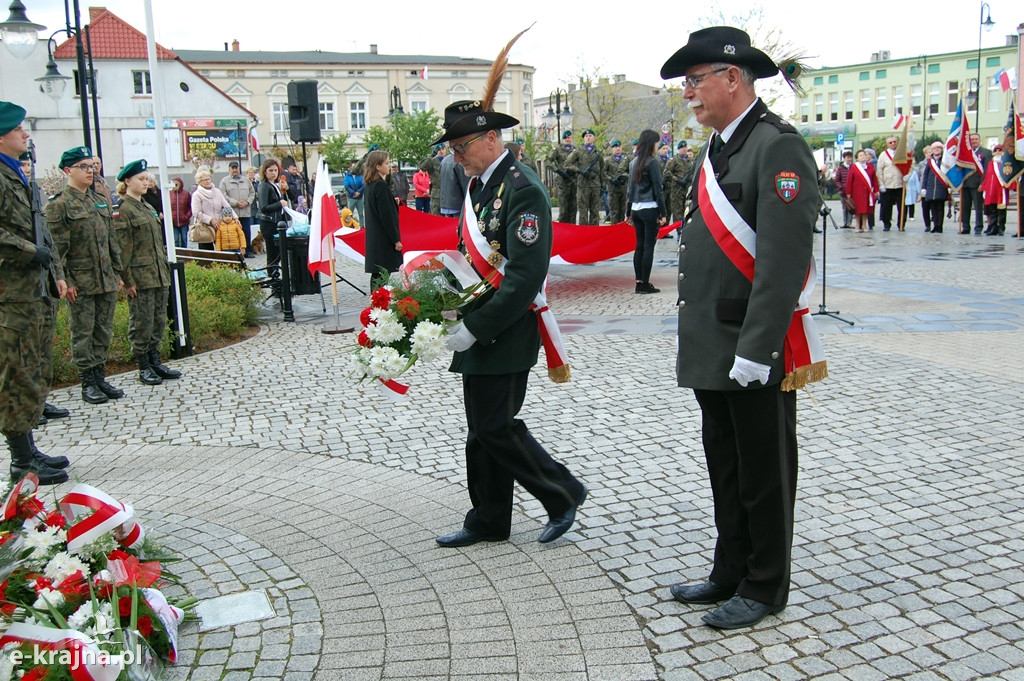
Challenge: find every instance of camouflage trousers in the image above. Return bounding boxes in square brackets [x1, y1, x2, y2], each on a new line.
[430, 189, 441, 216]
[557, 181, 577, 224]
[69, 291, 117, 370]
[576, 184, 603, 225]
[608, 185, 627, 224]
[127, 286, 168, 357]
[0, 299, 54, 437]
[670, 187, 689, 224]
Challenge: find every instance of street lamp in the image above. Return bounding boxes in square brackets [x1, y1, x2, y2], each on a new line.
[388, 86, 405, 117]
[0, 0, 44, 60]
[975, 1, 994, 131]
[35, 32, 71, 100]
[544, 88, 573, 141]
[966, 78, 979, 120]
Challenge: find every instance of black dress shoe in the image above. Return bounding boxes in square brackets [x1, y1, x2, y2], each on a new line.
[701, 595, 785, 629]
[37, 414, 47, 426]
[670, 580, 734, 604]
[42, 403, 70, 419]
[435, 527, 507, 547]
[538, 486, 588, 543]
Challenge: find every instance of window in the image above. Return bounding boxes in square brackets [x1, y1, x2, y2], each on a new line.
[349, 101, 366, 130]
[892, 85, 903, 118]
[132, 70, 151, 95]
[71, 69, 95, 96]
[828, 75, 838, 84]
[347, 70, 364, 77]
[316, 70, 334, 78]
[800, 100, 809, 124]
[270, 70, 289, 78]
[928, 82, 940, 116]
[272, 102, 289, 133]
[947, 81, 959, 113]
[859, 71, 869, 81]
[319, 102, 336, 131]
[986, 56, 1000, 67]
[875, 69, 887, 79]
[813, 94, 823, 123]
[966, 59, 979, 70]
[910, 65, 922, 76]
[986, 78, 1000, 112]
[410, 100, 428, 113]
[813, 76, 823, 86]
[829, 92, 839, 122]
[910, 84, 922, 116]
[843, 91, 853, 121]
[227, 69, 245, 77]
[876, 87, 886, 119]
[860, 89, 871, 119]
[928, 63, 940, 74]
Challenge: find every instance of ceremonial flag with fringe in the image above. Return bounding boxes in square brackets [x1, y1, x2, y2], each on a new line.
[941, 100, 979, 190]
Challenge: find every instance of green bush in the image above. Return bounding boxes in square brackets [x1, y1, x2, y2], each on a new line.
[51, 263, 261, 382]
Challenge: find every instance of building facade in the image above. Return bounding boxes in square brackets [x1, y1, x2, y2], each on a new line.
[794, 40, 1020, 154]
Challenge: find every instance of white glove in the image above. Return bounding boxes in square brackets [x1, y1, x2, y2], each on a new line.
[445, 322, 477, 352]
[728, 355, 771, 387]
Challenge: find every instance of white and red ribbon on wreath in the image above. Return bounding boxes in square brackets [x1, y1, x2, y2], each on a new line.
[458, 190, 571, 383]
[2, 472, 40, 521]
[58, 484, 145, 554]
[0, 622, 123, 681]
[696, 152, 828, 391]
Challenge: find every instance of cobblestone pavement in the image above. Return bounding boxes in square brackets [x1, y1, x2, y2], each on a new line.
[36, 202, 1024, 680]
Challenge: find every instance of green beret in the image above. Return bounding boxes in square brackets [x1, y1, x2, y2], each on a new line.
[18, 152, 31, 162]
[677, 140, 688, 149]
[117, 158, 148, 182]
[0, 101, 26, 137]
[514, 138, 525, 145]
[59, 146, 93, 170]
[631, 138, 639, 146]
[561, 130, 573, 139]
[610, 139, 621, 147]
[583, 129, 596, 136]
[368, 144, 379, 152]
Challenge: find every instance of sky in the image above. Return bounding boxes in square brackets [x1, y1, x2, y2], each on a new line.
[22, 0, 1022, 99]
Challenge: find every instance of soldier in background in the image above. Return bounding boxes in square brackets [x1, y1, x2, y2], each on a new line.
[114, 160, 182, 386]
[0, 101, 71, 485]
[48, 146, 124, 405]
[515, 138, 538, 173]
[604, 139, 630, 223]
[657, 143, 673, 222]
[546, 130, 576, 224]
[567, 129, 604, 225]
[664, 140, 694, 224]
[419, 145, 446, 216]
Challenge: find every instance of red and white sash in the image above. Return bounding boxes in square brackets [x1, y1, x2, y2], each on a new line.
[460, 187, 571, 382]
[852, 163, 876, 206]
[695, 152, 828, 391]
[930, 157, 954, 189]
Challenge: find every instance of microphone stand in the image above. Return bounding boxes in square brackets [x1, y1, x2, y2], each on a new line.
[813, 206, 854, 325]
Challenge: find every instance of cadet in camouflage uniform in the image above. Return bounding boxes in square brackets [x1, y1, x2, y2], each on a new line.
[113, 160, 182, 386]
[657, 143, 672, 223]
[48, 146, 124, 405]
[0, 101, 71, 485]
[664, 140, 695, 224]
[604, 139, 630, 223]
[515, 138, 538, 174]
[567, 129, 605, 225]
[419, 146, 445, 216]
[546, 130, 576, 224]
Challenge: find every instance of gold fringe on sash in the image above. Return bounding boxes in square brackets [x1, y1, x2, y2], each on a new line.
[780, 360, 828, 392]
[548, 364, 571, 384]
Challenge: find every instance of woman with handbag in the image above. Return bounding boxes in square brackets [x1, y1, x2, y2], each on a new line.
[257, 158, 288, 267]
[190, 169, 235, 250]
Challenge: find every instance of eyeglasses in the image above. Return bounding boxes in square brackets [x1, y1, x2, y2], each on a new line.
[70, 163, 96, 172]
[684, 67, 730, 89]
[449, 133, 486, 155]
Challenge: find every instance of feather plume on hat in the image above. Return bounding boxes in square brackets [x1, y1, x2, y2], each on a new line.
[481, 24, 534, 112]
[774, 50, 812, 97]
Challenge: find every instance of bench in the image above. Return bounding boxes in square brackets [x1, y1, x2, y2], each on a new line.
[174, 247, 246, 269]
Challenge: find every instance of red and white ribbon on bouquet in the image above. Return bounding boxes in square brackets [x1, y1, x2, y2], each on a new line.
[142, 587, 184, 662]
[58, 485, 145, 553]
[2, 472, 39, 521]
[0, 622, 124, 681]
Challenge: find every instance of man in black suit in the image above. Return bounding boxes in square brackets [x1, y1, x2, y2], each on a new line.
[660, 27, 827, 629]
[961, 133, 993, 234]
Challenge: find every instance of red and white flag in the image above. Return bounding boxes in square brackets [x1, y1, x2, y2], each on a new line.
[249, 128, 260, 154]
[309, 159, 342, 278]
[420, 65, 429, 80]
[891, 113, 908, 130]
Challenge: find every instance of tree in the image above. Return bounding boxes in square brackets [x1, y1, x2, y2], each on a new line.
[363, 110, 443, 168]
[318, 134, 358, 174]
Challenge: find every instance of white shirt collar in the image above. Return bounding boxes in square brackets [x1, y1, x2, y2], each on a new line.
[477, 150, 510, 186]
[717, 98, 760, 142]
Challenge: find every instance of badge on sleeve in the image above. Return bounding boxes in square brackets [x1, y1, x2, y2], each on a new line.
[775, 172, 800, 202]
[515, 213, 539, 245]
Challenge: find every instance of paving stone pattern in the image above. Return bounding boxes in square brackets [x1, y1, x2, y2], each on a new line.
[38, 204, 1024, 679]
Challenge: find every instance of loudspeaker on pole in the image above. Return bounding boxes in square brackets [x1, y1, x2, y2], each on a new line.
[287, 80, 321, 143]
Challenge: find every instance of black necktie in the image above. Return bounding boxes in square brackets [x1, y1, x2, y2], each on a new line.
[711, 134, 725, 156]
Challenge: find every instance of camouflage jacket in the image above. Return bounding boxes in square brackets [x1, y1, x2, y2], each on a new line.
[114, 195, 170, 290]
[567, 146, 605, 188]
[0, 163, 64, 303]
[546, 144, 574, 187]
[419, 156, 442, 197]
[604, 153, 630, 191]
[664, 154, 694, 192]
[47, 185, 121, 295]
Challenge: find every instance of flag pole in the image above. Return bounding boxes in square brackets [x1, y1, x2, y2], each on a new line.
[321, 231, 352, 334]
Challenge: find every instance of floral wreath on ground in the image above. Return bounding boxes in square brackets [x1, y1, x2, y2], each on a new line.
[0, 474, 196, 681]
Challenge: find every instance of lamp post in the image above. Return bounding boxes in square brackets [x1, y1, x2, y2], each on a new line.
[966, 78, 979, 127]
[543, 88, 573, 142]
[976, 1, 994, 132]
[0, 0, 44, 59]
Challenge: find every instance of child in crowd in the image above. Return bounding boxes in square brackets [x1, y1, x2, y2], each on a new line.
[215, 206, 247, 254]
[341, 206, 360, 229]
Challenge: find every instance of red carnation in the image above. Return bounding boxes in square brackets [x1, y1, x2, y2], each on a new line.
[118, 595, 133, 618]
[370, 287, 391, 309]
[396, 296, 420, 320]
[44, 509, 66, 528]
[357, 330, 372, 348]
[107, 549, 129, 562]
[359, 307, 373, 327]
[22, 666, 48, 681]
[137, 615, 154, 638]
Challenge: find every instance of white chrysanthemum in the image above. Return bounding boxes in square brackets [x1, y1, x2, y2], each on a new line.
[350, 351, 370, 377]
[368, 307, 397, 325]
[367, 346, 406, 380]
[366, 316, 406, 344]
[0, 642, 19, 681]
[23, 524, 64, 560]
[33, 587, 65, 610]
[411, 321, 447, 361]
[44, 552, 90, 584]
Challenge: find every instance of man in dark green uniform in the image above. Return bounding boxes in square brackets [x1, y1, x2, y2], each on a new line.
[604, 139, 630, 223]
[661, 27, 822, 629]
[0, 101, 70, 484]
[546, 130, 576, 224]
[113, 160, 182, 386]
[664, 140, 694, 224]
[432, 100, 586, 548]
[48, 146, 124, 404]
[567, 129, 605, 225]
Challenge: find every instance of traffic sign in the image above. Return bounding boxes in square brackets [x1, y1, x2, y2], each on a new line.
[835, 132, 845, 146]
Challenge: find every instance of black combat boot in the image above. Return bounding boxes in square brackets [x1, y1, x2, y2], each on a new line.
[27, 431, 69, 469]
[148, 350, 182, 380]
[136, 354, 163, 385]
[93, 366, 125, 399]
[8, 432, 69, 485]
[80, 366, 109, 404]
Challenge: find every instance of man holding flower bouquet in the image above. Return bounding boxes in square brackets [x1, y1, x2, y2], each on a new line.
[433, 93, 587, 548]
